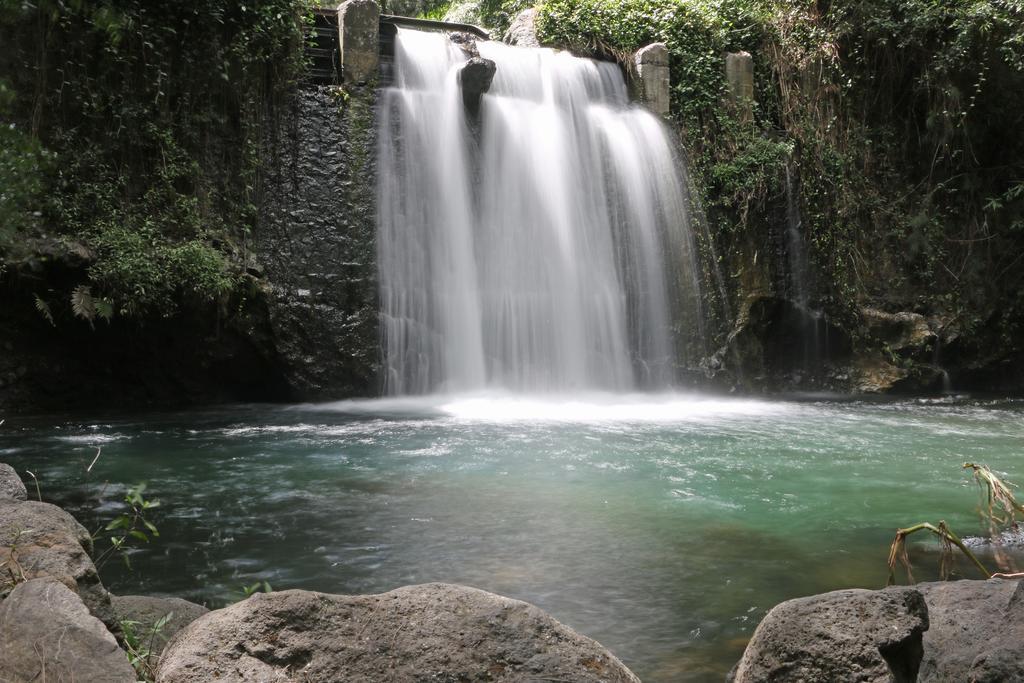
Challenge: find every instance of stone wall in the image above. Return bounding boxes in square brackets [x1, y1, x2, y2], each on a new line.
[255, 85, 380, 399]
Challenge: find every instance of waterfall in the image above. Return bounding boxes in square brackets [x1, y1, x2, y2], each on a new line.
[783, 161, 827, 372]
[377, 28, 703, 395]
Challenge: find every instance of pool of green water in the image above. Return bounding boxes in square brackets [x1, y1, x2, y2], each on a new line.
[2, 393, 1022, 681]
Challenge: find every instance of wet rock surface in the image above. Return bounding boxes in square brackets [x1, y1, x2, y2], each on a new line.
[0, 577, 136, 683]
[729, 586, 929, 683]
[256, 85, 379, 399]
[157, 583, 640, 683]
[460, 56, 497, 110]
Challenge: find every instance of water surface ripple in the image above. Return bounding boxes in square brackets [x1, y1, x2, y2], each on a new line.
[4, 394, 1023, 681]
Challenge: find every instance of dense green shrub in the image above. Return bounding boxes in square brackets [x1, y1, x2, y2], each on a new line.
[536, 0, 1024, 342]
[0, 0, 312, 320]
[537, 0, 768, 126]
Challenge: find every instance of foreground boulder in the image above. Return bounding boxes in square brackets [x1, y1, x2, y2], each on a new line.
[0, 497, 115, 626]
[0, 463, 27, 501]
[158, 582, 639, 682]
[917, 578, 1023, 682]
[730, 586, 928, 682]
[0, 577, 136, 682]
[112, 594, 210, 657]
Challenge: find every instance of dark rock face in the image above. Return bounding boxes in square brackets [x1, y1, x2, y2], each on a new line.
[0, 498, 115, 628]
[255, 85, 380, 399]
[730, 586, 928, 683]
[0, 577, 136, 683]
[0, 83, 380, 414]
[459, 57, 497, 112]
[916, 578, 1023, 682]
[0, 269, 289, 413]
[723, 294, 851, 390]
[111, 594, 210, 657]
[0, 463, 26, 501]
[157, 583, 640, 682]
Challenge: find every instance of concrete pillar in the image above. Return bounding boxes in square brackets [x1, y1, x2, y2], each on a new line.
[634, 43, 670, 117]
[725, 51, 754, 122]
[338, 0, 380, 85]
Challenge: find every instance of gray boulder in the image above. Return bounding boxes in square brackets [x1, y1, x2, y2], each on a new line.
[158, 582, 639, 682]
[0, 463, 27, 501]
[504, 8, 540, 48]
[917, 578, 1023, 682]
[112, 594, 210, 657]
[0, 498, 114, 627]
[730, 587, 928, 682]
[0, 577, 136, 682]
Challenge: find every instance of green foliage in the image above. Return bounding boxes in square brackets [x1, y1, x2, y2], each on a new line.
[241, 580, 274, 598]
[537, 0, 1024, 347]
[0, 80, 52, 250]
[0, 0, 313, 321]
[93, 483, 161, 571]
[225, 579, 273, 605]
[478, 0, 535, 33]
[537, 0, 768, 126]
[121, 611, 173, 682]
[418, 1, 454, 20]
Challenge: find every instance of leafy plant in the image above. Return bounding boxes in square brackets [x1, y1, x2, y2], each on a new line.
[1, 1, 315, 321]
[121, 611, 174, 682]
[33, 294, 55, 327]
[241, 580, 273, 598]
[93, 484, 161, 571]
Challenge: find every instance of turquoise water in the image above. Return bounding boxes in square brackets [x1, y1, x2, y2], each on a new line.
[2, 394, 1022, 681]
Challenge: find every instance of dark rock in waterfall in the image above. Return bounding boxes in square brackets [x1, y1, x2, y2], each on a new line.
[449, 31, 480, 58]
[459, 57, 497, 113]
[157, 583, 640, 682]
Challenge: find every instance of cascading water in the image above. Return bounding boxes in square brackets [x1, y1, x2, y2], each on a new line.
[378, 28, 703, 395]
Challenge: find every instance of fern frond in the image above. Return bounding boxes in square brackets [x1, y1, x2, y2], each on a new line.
[33, 294, 55, 327]
[70, 285, 96, 324]
[94, 298, 114, 322]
